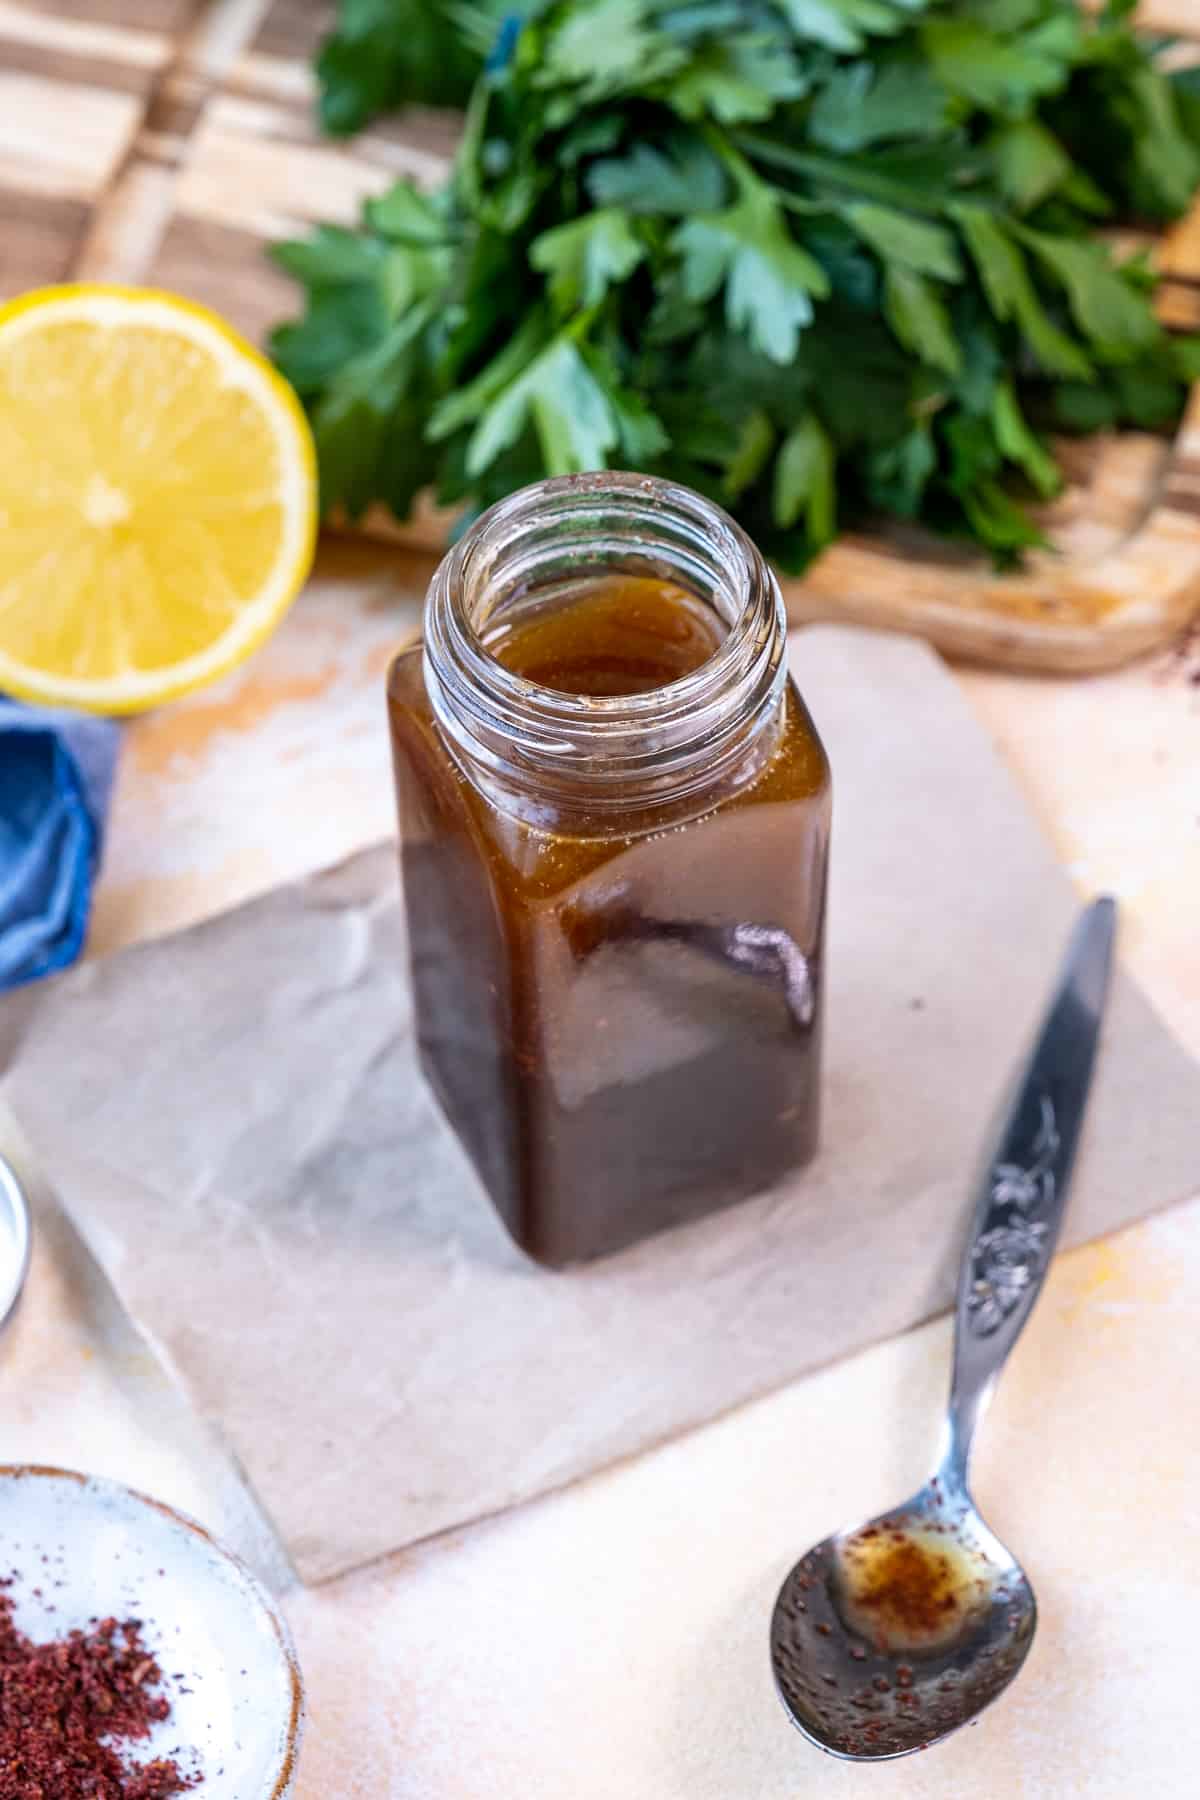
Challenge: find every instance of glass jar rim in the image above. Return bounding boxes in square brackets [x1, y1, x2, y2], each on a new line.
[423, 472, 788, 814]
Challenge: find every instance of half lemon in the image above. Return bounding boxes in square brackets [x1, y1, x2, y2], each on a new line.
[0, 285, 317, 714]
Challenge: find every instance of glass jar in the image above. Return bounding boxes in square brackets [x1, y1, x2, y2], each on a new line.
[388, 472, 831, 1266]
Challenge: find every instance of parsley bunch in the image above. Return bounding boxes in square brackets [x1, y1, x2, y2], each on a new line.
[316, 1, 513, 133]
[274, 0, 1200, 568]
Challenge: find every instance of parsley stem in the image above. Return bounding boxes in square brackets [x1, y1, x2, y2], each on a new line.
[700, 123, 764, 198]
[734, 134, 949, 215]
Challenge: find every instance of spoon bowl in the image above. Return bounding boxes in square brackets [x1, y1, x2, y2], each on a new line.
[771, 1473, 1035, 1758]
[771, 899, 1115, 1760]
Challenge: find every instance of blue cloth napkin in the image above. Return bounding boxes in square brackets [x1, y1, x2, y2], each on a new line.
[0, 701, 119, 990]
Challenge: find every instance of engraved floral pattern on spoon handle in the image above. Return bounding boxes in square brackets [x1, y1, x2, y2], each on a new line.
[944, 900, 1115, 1478]
[966, 1094, 1060, 1338]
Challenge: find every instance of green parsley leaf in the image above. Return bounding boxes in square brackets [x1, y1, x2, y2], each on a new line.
[587, 138, 728, 213]
[316, 0, 506, 132]
[724, 406, 776, 496]
[844, 203, 962, 279]
[365, 180, 453, 245]
[1046, 380, 1119, 432]
[427, 314, 548, 440]
[966, 0, 1046, 30]
[922, 15, 1073, 116]
[1015, 226, 1160, 359]
[382, 242, 455, 314]
[953, 205, 1092, 377]
[270, 285, 388, 394]
[1125, 65, 1200, 216]
[271, 226, 389, 288]
[863, 426, 936, 516]
[883, 267, 961, 374]
[667, 35, 809, 123]
[961, 478, 1048, 560]
[465, 336, 621, 475]
[1170, 334, 1200, 383]
[1110, 359, 1183, 430]
[303, 304, 439, 517]
[538, 0, 687, 101]
[773, 414, 836, 542]
[991, 379, 1061, 496]
[988, 119, 1071, 212]
[611, 392, 672, 460]
[531, 210, 648, 310]
[808, 57, 952, 152]
[683, 329, 816, 419]
[778, 0, 915, 57]
[673, 188, 830, 362]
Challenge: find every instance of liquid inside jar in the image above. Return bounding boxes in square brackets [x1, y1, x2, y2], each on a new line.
[389, 559, 830, 1266]
[487, 576, 725, 696]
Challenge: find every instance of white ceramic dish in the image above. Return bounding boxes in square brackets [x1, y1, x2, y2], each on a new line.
[0, 1154, 30, 1332]
[0, 1465, 303, 1797]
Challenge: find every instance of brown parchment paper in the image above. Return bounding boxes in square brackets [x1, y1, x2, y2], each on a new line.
[4, 626, 1197, 1583]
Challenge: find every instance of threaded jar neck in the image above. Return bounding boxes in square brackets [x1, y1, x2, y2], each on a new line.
[423, 473, 788, 824]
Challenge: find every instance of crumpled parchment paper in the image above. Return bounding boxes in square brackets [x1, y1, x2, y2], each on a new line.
[4, 626, 1197, 1582]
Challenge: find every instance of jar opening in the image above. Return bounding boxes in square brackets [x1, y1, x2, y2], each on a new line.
[424, 473, 787, 819]
[481, 573, 728, 700]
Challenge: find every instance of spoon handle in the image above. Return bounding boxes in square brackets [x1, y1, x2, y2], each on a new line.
[941, 898, 1116, 1485]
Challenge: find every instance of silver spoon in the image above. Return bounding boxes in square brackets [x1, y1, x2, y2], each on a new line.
[771, 897, 1116, 1760]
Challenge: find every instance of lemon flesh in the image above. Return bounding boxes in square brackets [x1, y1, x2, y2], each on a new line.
[0, 286, 317, 714]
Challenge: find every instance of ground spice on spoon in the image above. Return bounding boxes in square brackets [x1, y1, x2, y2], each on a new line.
[0, 1582, 195, 1799]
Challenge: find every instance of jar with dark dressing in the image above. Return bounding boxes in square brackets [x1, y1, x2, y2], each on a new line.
[388, 473, 831, 1265]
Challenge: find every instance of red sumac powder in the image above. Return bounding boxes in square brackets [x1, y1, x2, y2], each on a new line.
[0, 1584, 195, 1798]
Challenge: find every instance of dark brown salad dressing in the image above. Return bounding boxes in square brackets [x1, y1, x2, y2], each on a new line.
[487, 577, 725, 696]
[388, 573, 830, 1265]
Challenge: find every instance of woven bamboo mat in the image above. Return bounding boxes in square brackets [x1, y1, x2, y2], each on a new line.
[5, 0, 1200, 671]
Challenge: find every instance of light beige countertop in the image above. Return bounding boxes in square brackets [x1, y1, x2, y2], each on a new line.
[6, 540, 1199, 1797]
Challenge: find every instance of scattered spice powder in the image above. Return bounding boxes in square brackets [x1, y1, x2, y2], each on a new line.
[0, 1581, 196, 1799]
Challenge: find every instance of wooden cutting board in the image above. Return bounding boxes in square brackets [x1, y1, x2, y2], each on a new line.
[5, 0, 1200, 672]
